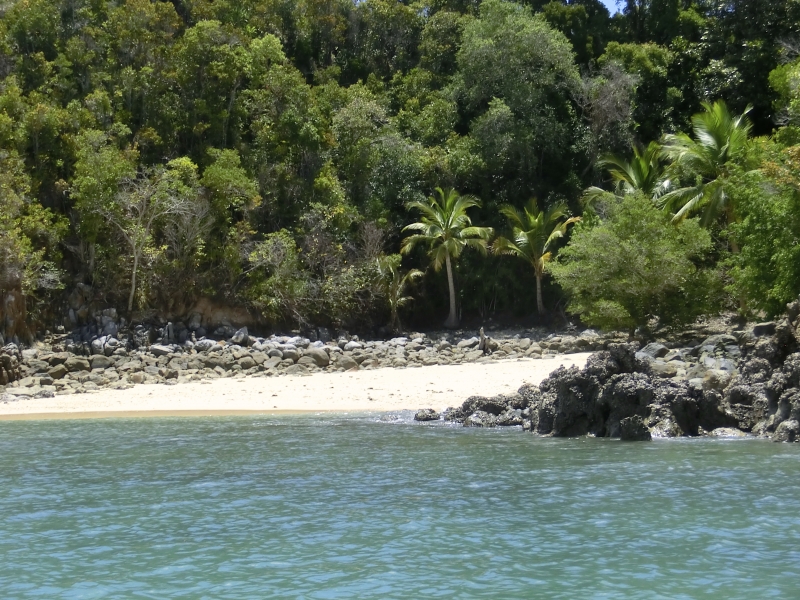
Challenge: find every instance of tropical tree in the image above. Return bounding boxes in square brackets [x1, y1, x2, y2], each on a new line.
[493, 198, 581, 315]
[585, 141, 669, 204]
[659, 100, 753, 233]
[376, 254, 423, 333]
[401, 188, 493, 328]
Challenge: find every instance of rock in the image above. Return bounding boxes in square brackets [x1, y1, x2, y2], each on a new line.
[285, 364, 308, 375]
[231, 327, 249, 345]
[496, 408, 524, 426]
[753, 322, 777, 337]
[149, 344, 174, 357]
[90, 355, 114, 370]
[464, 410, 497, 427]
[303, 347, 330, 367]
[344, 341, 362, 351]
[237, 356, 256, 370]
[640, 342, 670, 359]
[773, 419, 799, 443]
[194, 339, 216, 352]
[64, 356, 91, 372]
[414, 408, 440, 421]
[282, 349, 299, 362]
[336, 355, 359, 371]
[47, 364, 68, 380]
[47, 352, 70, 366]
[130, 372, 146, 384]
[263, 357, 282, 369]
[650, 360, 678, 378]
[620, 415, 651, 441]
[708, 427, 748, 438]
[457, 337, 479, 349]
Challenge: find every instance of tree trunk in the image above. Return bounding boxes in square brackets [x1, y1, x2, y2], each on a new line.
[444, 254, 459, 329]
[128, 253, 139, 313]
[535, 272, 545, 315]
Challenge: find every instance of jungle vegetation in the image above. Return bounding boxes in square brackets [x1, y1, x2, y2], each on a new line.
[2, 0, 800, 336]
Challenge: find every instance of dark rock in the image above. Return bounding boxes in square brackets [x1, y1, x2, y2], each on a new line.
[461, 395, 510, 416]
[414, 408, 440, 421]
[536, 366, 602, 436]
[599, 373, 654, 437]
[753, 322, 777, 337]
[463, 410, 497, 427]
[773, 419, 799, 443]
[496, 408, 524, 426]
[640, 342, 669, 358]
[620, 415, 651, 441]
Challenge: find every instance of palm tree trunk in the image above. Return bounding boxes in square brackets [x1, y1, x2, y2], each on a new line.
[535, 273, 545, 315]
[127, 253, 139, 313]
[444, 254, 459, 328]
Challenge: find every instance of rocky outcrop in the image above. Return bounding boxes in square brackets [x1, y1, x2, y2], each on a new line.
[0, 344, 22, 385]
[434, 308, 800, 442]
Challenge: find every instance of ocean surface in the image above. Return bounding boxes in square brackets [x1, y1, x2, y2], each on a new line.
[1, 414, 799, 599]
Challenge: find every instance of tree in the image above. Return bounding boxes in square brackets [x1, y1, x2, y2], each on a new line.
[492, 198, 580, 315]
[401, 187, 492, 328]
[584, 141, 668, 203]
[550, 192, 715, 332]
[376, 254, 423, 332]
[659, 100, 753, 232]
[102, 159, 199, 312]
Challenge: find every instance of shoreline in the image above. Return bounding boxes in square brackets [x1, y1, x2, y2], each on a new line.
[0, 355, 592, 420]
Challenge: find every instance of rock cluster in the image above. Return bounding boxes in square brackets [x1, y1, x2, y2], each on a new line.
[0, 323, 613, 400]
[430, 310, 800, 443]
[0, 344, 22, 385]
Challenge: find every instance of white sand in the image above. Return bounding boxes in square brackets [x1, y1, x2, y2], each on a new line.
[0, 354, 592, 419]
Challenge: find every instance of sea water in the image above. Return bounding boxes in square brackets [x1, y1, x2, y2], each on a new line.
[1, 414, 799, 599]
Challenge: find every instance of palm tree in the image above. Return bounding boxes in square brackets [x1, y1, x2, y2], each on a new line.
[659, 100, 753, 233]
[493, 198, 580, 315]
[376, 254, 423, 333]
[401, 188, 493, 329]
[583, 141, 669, 205]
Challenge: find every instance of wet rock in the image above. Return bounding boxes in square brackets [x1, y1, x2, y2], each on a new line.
[464, 410, 497, 427]
[496, 408, 524, 426]
[773, 419, 799, 443]
[708, 427, 748, 438]
[620, 415, 651, 441]
[414, 408, 440, 421]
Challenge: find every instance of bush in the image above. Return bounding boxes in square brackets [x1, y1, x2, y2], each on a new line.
[550, 192, 717, 331]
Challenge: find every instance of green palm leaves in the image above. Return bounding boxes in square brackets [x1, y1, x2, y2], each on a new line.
[591, 100, 753, 231]
[402, 187, 493, 328]
[660, 100, 753, 226]
[493, 199, 580, 314]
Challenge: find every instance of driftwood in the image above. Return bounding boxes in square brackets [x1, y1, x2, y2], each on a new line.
[477, 327, 492, 355]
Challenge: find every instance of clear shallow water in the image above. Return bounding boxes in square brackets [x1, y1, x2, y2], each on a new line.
[1, 415, 799, 599]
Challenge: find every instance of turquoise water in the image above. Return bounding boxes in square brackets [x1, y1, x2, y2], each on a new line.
[1, 415, 800, 599]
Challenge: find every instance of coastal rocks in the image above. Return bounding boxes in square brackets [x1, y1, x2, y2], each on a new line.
[414, 408, 440, 421]
[620, 415, 652, 441]
[0, 344, 22, 385]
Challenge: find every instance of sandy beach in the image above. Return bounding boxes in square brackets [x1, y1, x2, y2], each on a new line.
[0, 354, 591, 419]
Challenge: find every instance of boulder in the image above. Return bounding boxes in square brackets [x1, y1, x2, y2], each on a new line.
[285, 364, 308, 375]
[344, 341, 363, 351]
[640, 342, 670, 359]
[64, 356, 91, 372]
[773, 419, 799, 443]
[336, 355, 359, 371]
[496, 408, 524, 426]
[194, 339, 216, 352]
[753, 322, 777, 337]
[90, 355, 114, 370]
[620, 415, 651, 441]
[414, 408, 440, 421]
[304, 347, 330, 367]
[231, 327, 249, 345]
[237, 356, 256, 370]
[149, 344, 174, 357]
[47, 364, 68, 380]
[464, 411, 497, 427]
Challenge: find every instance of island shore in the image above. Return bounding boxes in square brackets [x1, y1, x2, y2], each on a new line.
[0, 354, 591, 419]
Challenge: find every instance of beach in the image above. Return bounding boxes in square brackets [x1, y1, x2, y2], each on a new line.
[0, 354, 591, 419]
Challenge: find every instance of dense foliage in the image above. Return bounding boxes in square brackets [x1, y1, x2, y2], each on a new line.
[2, 0, 800, 337]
